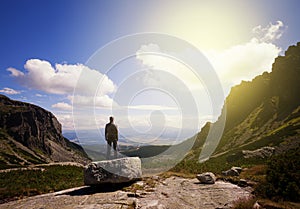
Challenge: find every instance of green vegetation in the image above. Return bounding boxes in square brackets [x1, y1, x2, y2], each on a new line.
[0, 130, 46, 169]
[170, 137, 271, 175]
[63, 137, 90, 159]
[239, 165, 267, 182]
[255, 146, 300, 202]
[0, 165, 84, 203]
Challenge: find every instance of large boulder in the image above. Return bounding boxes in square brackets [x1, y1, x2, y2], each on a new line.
[196, 172, 216, 184]
[84, 157, 142, 185]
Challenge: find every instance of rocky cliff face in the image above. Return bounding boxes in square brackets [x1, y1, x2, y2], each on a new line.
[173, 42, 300, 173]
[0, 95, 90, 168]
[215, 42, 300, 154]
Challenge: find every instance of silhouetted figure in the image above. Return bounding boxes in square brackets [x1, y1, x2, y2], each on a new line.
[105, 116, 118, 159]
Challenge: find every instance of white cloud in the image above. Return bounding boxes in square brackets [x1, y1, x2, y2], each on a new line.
[128, 105, 177, 111]
[7, 59, 119, 130]
[136, 44, 203, 90]
[52, 102, 73, 111]
[205, 41, 281, 91]
[135, 44, 219, 122]
[135, 21, 284, 103]
[69, 94, 116, 108]
[205, 21, 285, 93]
[7, 67, 24, 77]
[55, 112, 108, 131]
[54, 113, 74, 130]
[0, 87, 21, 95]
[137, 41, 281, 98]
[252, 20, 285, 43]
[8, 59, 116, 96]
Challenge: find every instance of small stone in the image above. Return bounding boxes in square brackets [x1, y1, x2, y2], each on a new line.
[127, 198, 139, 209]
[231, 166, 242, 174]
[238, 179, 248, 187]
[253, 201, 262, 209]
[161, 192, 169, 197]
[135, 181, 144, 187]
[222, 168, 239, 176]
[196, 172, 216, 184]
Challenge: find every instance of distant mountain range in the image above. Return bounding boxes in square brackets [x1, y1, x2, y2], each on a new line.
[63, 127, 194, 146]
[0, 95, 90, 169]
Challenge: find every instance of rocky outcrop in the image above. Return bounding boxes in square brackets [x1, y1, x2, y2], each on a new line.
[84, 157, 142, 185]
[242, 147, 275, 159]
[0, 94, 63, 153]
[0, 94, 90, 166]
[196, 172, 216, 184]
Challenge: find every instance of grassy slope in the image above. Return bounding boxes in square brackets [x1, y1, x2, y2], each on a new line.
[171, 96, 300, 175]
[0, 130, 46, 169]
[172, 43, 300, 174]
[0, 165, 84, 203]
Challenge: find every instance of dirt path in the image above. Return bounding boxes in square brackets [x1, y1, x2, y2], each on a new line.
[0, 176, 252, 209]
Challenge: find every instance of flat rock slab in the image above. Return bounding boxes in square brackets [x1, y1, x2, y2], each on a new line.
[0, 186, 137, 209]
[1, 176, 252, 209]
[137, 176, 252, 209]
[84, 157, 142, 185]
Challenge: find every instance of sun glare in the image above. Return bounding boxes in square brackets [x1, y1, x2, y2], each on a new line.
[150, 3, 253, 51]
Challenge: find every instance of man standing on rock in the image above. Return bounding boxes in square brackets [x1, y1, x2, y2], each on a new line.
[105, 116, 118, 159]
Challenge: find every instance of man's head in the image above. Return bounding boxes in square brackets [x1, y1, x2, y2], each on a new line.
[109, 116, 114, 123]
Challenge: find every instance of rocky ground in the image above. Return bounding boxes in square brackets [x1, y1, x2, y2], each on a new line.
[0, 176, 252, 209]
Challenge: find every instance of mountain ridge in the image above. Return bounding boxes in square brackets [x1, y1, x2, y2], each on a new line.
[0, 94, 90, 169]
[172, 42, 300, 173]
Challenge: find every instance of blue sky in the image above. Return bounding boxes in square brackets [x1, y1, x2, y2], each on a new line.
[0, 0, 300, 144]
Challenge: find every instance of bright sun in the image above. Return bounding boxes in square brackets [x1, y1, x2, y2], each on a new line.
[148, 2, 254, 50]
